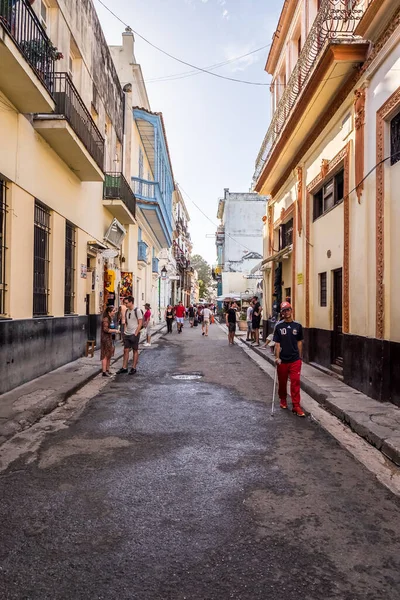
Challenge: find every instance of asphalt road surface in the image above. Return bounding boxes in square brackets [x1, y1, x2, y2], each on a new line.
[1, 322, 400, 600]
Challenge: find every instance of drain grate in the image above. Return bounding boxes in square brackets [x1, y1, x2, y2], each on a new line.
[171, 372, 203, 380]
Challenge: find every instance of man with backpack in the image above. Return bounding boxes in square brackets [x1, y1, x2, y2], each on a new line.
[117, 296, 143, 375]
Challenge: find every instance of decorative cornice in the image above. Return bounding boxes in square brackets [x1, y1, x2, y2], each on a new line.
[306, 145, 349, 193]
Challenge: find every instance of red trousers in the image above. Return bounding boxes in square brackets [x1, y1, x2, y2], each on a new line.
[277, 359, 302, 407]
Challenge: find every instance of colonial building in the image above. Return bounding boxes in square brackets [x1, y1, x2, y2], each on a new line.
[110, 29, 175, 323]
[215, 188, 267, 300]
[172, 186, 193, 307]
[253, 0, 400, 405]
[0, 0, 129, 392]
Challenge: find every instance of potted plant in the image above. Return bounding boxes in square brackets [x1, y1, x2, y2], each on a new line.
[238, 311, 248, 331]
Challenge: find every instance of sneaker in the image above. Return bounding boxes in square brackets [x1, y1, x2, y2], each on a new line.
[202, 332, 205, 336]
[280, 399, 288, 409]
[116, 368, 128, 374]
[143, 342, 150, 347]
[129, 368, 137, 375]
[292, 406, 306, 417]
[102, 371, 111, 377]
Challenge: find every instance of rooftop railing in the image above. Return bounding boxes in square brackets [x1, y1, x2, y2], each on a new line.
[253, 0, 364, 186]
[0, 0, 56, 92]
[52, 73, 104, 171]
[104, 172, 136, 219]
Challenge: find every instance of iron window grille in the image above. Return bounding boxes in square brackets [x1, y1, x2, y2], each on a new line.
[319, 272, 327, 307]
[64, 222, 76, 315]
[390, 111, 400, 166]
[0, 179, 8, 315]
[313, 169, 344, 220]
[279, 218, 293, 251]
[33, 201, 50, 316]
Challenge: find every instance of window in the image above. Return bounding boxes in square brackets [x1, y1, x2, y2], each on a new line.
[33, 201, 51, 316]
[390, 111, 400, 166]
[313, 169, 344, 220]
[40, 1, 48, 29]
[279, 218, 293, 250]
[319, 272, 327, 307]
[0, 179, 7, 315]
[284, 288, 291, 304]
[64, 223, 76, 315]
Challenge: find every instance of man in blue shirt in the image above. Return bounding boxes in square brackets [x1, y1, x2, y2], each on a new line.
[273, 302, 305, 417]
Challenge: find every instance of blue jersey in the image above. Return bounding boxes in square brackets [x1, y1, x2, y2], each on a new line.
[273, 320, 304, 363]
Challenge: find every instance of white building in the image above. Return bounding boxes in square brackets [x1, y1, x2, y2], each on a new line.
[215, 188, 268, 298]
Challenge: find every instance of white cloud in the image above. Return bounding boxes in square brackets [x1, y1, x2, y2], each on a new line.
[223, 44, 262, 72]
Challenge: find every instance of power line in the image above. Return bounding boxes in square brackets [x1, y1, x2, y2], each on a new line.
[177, 183, 261, 255]
[145, 44, 272, 82]
[96, 0, 271, 86]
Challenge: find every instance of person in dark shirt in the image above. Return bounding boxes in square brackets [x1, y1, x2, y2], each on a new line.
[251, 296, 262, 346]
[226, 301, 238, 345]
[273, 301, 305, 417]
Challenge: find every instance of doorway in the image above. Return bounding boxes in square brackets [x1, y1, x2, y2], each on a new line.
[332, 268, 343, 365]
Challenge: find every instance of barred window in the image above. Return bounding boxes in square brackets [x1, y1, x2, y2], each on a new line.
[64, 222, 76, 315]
[0, 179, 8, 315]
[33, 201, 51, 316]
[319, 272, 327, 307]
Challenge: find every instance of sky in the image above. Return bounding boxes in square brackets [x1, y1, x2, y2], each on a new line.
[94, 0, 282, 265]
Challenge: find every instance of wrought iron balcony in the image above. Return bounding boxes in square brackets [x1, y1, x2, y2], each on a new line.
[253, 0, 364, 186]
[103, 172, 136, 223]
[152, 257, 159, 273]
[0, 0, 55, 90]
[138, 241, 148, 263]
[52, 73, 104, 170]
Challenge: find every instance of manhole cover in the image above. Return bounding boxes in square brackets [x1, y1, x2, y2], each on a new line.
[171, 373, 203, 380]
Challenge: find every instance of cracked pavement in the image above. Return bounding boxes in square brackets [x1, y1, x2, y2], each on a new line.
[1, 323, 400, 600]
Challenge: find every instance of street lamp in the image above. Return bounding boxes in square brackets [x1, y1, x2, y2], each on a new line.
[161, 266, 167, 279]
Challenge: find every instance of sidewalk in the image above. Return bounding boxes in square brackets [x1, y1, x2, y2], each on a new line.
[0, 322, 166, 446]
[235, 330, 400, 467]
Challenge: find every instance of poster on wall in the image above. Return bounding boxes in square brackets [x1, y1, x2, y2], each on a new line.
[120, 272, 133, 298]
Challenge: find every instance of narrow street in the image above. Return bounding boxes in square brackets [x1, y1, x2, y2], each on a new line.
[1, 323, 400, 600]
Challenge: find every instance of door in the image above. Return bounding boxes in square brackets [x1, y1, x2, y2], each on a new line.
[333, 268, 343, 365]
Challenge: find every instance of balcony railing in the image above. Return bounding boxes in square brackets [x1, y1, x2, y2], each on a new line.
[52, 73, 104, 171]
[0, 0, 55, 92]
[132, 177, 171, 238]
[138, 241, 148, 262]
[104, 172, 136, 219]
[253, 0, 364, 186]
[152, 257, 159, 273]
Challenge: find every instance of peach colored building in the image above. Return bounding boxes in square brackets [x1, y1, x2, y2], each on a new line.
[253, 0, 400, 405]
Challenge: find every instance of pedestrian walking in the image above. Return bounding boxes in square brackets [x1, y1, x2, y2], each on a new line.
[251, 295, 262, 346]
[175, 301, 186, 333]
[116, 296, 143, 375]
[101, 305, 117, 377]
[246, 302, 253, 342]
[188, 304, 195, 327]
[202, 304, 211, 336]
[143, 303, 152, 347]
[226, 301, 238, 345]
[118, 298, 128, 343]
[273, 301, 305, 417]
[165, 305, 174, 333]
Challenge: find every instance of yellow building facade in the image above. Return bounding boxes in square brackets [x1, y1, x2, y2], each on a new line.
[0, 0, 134, 392]
[254, 0, 400, 405]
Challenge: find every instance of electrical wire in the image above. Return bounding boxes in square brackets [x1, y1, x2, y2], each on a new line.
[145, 44, 272, 83]
[96, 0, 271, 86]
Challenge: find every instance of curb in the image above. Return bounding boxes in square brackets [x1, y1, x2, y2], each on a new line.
[0, 324, 167, 446]
[239, 336, 400, 468]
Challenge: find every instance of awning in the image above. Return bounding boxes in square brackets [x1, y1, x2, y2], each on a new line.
[87, 240, 108, 251]
[262, 244, 293, 265]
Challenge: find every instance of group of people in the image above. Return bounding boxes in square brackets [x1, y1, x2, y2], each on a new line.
[164, 302, 216, 336]
[100, 296, 153, 377]
[225, 296, 305, 417]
